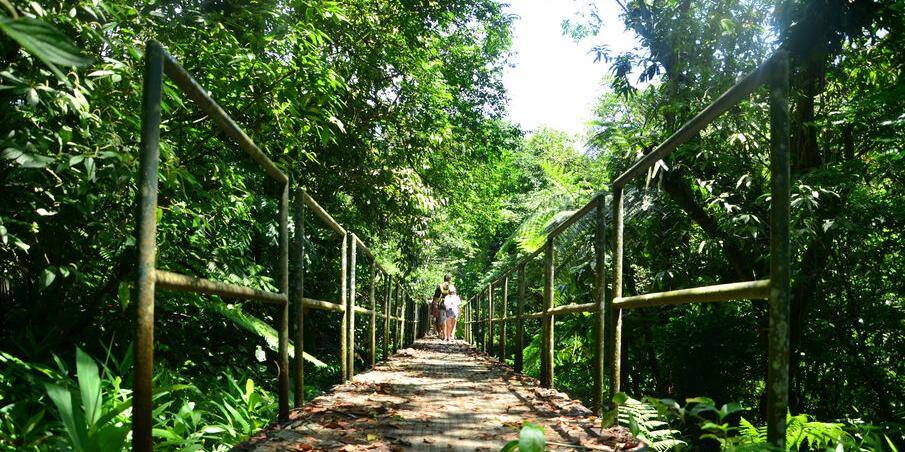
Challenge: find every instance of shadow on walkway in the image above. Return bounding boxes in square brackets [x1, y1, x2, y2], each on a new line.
[234, 339, 640, 451]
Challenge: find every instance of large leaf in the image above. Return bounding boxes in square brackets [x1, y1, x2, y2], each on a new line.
[93, 383, 195, 428]
[93, 424, 129, 452]
[517, 422, 546, 452]
[0, 17, 92, 84]
[45, 383, 87, 450]
[76, 347, 102, 428]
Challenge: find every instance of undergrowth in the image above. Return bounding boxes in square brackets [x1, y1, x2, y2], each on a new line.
[0, 347, 286, 451]
[604, 393, 901, 451]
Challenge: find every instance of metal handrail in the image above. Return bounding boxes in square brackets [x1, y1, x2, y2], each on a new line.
[613, 279, 769, 309]
[133, 41, 292, 452]
[463, 49, 790, 448]
[135, 40, 424, 452]
[154, 270, 287, 304]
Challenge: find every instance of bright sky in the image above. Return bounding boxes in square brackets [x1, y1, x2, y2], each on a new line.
[502, 0, 639, 136]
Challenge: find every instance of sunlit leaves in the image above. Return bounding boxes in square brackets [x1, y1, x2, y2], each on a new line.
[0, 17, 93, 85]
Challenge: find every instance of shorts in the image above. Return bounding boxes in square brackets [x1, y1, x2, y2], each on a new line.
[439, 310, 448, 322]
[445, 309, 458, 319]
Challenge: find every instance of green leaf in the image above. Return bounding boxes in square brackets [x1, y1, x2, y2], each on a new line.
[94, 424, 129, 451]
[45, 383, 87, 449]
[719, 18, 736, 33]
[685, 396, 715, 406]
[69, 155, 85, 167]
[92, 384, 193, 429]
[2, 147, 52, 168]
[83, 157, 95, 180]
[201, 425, 225, 434]
[76, 347, 102, 428]
[500, 440, 519, 452]
[117, 281, 130, 311]
[601, 408, 618, 428]
[152, 427, 183, 442]
[0, 18, 93, 66]
[14, 238, 30, 252]
[1, 148, 22, 160]
[0, 18, 93, 85]
[245, 378, 255, 403]
[718, 402, 745, 420]
[612, 392, 629, 405]
[41, 268, 56, 287]
[656, 398, 680, 411]
[700, 421, 728, 433]
[26, 87, 39, 105]
[517, 422, 546, 452]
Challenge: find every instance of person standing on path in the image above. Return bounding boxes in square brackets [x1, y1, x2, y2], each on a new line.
[442, 286, 461, 341]
[432, 275, 452, 337]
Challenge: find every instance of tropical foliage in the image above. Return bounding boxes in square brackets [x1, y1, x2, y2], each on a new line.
[1, 0, 902, 449]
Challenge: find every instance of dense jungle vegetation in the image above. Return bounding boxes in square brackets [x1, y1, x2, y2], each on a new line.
[0, 0, 902, 450]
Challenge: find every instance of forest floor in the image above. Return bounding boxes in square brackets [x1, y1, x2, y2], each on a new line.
[235, 338, 641, 451]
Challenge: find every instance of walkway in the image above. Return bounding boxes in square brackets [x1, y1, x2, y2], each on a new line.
[236, 339, 641, 451]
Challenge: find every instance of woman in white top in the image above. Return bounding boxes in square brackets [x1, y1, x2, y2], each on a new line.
[442, 287, 461, 341]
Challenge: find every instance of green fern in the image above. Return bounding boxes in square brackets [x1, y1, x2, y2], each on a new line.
[733, 413, 853, 451]
[735, 417, 765, 444]
[613, 394, 687, 451]
[786, 413, 852, 450]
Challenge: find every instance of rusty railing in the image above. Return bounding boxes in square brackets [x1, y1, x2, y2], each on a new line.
[463, 50, 790, 448]
[134, 40, 423, 451]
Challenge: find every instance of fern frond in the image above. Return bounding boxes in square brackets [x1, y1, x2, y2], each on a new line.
[618, 396, 687, 451]
[736, 417, 766, 445]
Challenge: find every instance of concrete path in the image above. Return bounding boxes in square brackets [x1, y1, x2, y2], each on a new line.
[236, 339, 640, 451]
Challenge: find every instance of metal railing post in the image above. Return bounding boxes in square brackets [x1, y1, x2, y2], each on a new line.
[500, 275, 508, 361]
[400, 291, 405, 347]
[471, 297, 475, 344]
[593, 195, 607, 414]
[400, 292, 407, 347]
[485, 285, 493, 354]
[133, 40, 164, 452]
[463, 299, 469, 343]
[609, 188, 624, 397]
[480, 290, 485, 349]
[474, 293, 479, 347]
[383, 275, 391, 360]
[339, 233, 348, 381]
[474, 294, 479, 347]
[541, 239, 555, 388]
[399, 287, 405, 347]
[465, 296, 474, 345]
[515, 263, 526, 372]
[415, 298, 420, 340]
[767, 49, 791, 449]
[133, 41, 295, 446]
[292, 188, 306, 407]
[414, 295, 420, 340]
[394, 286, 399, 350]
[472, 298, 476, 344]
[369, 264, 377, 368]
[410, 293, 414, 344]
[277, 183, 290, 419]
[346, 233, 357, 380]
